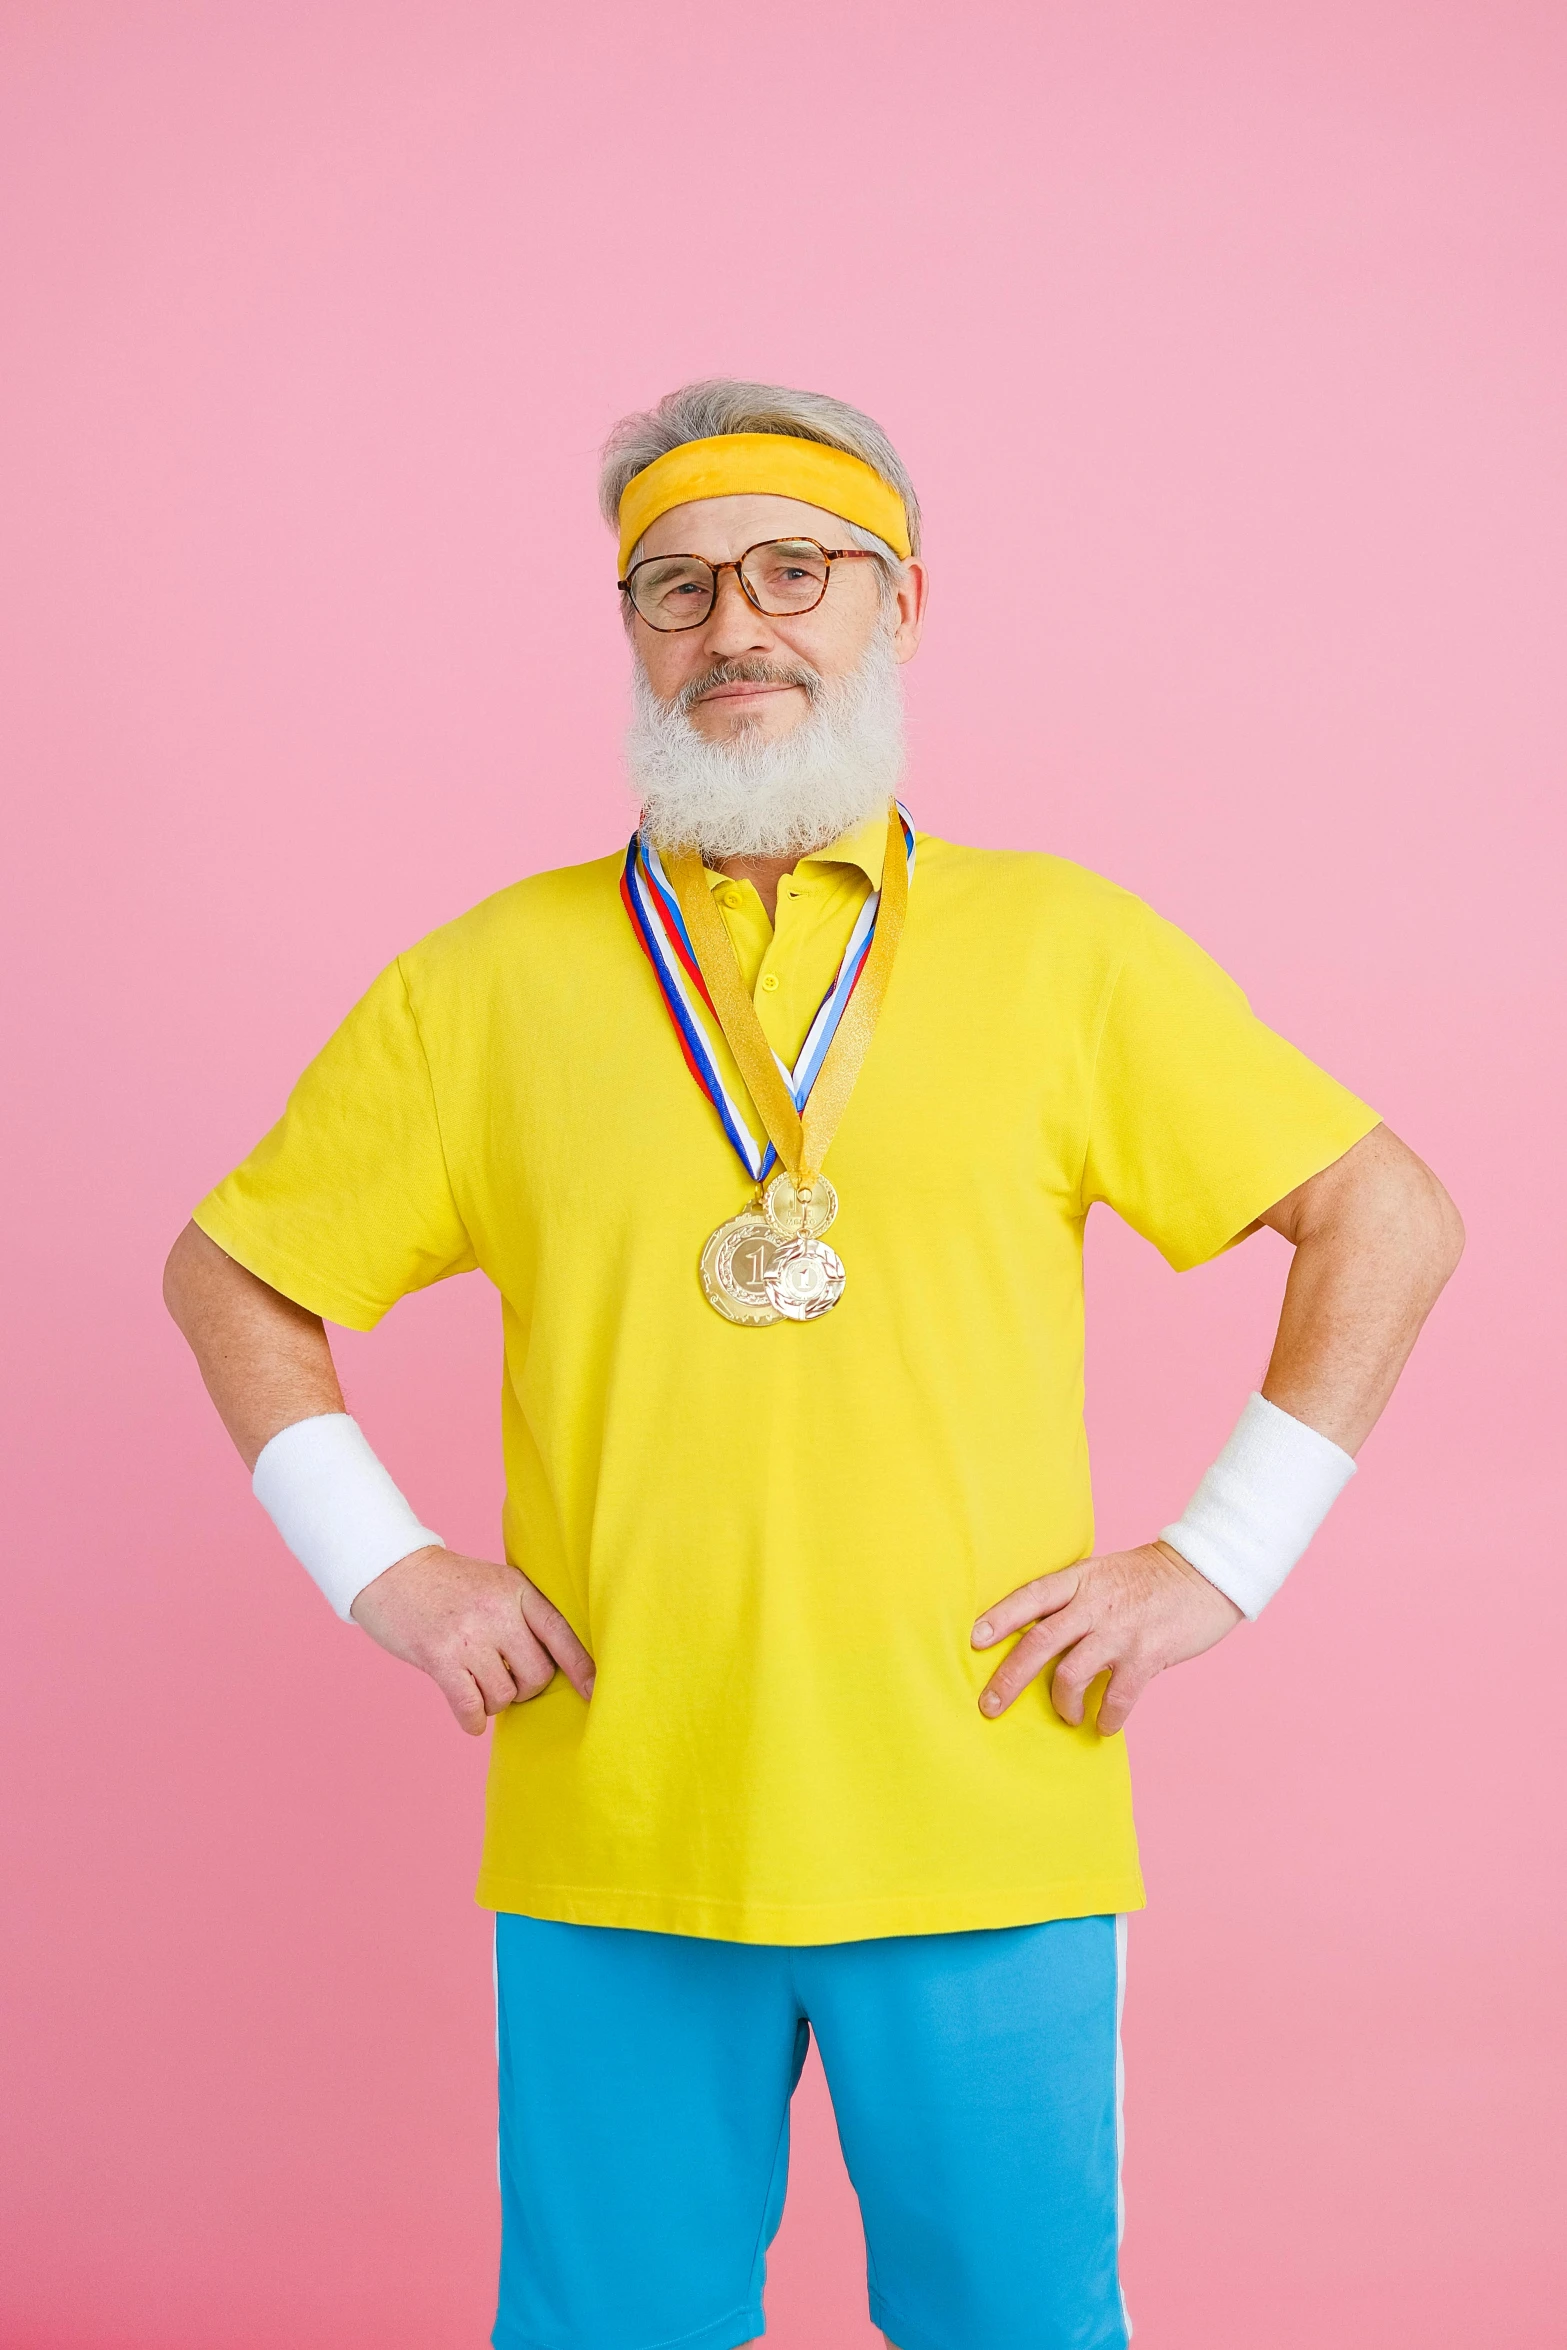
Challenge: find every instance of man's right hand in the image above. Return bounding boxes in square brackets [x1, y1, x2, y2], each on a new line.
[350, 1548, 595, 1735]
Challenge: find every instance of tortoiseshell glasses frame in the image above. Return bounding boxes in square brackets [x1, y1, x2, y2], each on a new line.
[618, 538, 881, 632]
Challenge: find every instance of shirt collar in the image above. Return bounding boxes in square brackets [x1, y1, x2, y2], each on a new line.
[799, 811, 890, 888]
[702, 809, 891, 895]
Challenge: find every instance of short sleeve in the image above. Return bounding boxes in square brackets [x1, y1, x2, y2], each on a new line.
[1080, 903, 1379, 1270]
[193, 958, 478, 1328]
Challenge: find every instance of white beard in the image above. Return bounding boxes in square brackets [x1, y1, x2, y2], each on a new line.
[624, 630, 906, 859]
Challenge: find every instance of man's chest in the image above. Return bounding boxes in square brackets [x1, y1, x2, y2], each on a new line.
[431, 924, 1095, 1271]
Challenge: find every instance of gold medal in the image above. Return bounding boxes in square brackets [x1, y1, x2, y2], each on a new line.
[699, 1211, 784, 1326]
[762, 1169, 838, 1240]
[765, 1234, 846, 1320]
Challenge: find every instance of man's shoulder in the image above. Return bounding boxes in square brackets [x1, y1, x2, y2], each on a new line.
[396, 848, 628, 985]
[916, 833, 1150, 945]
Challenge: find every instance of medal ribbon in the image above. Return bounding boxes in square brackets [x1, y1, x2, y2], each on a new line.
[669, 801, 910, 1188]
[622, 802, 914, 1185]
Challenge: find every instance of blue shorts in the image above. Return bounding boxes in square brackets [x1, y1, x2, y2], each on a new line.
[493, 1913, 1129, 2350]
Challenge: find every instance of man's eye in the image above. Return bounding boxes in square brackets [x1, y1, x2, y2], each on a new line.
[650, 580, 706, 611]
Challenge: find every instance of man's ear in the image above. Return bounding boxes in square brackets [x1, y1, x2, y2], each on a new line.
[891, 559, 928, 662]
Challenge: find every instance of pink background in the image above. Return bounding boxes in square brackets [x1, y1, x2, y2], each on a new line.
[4, 6, 1564, 2345]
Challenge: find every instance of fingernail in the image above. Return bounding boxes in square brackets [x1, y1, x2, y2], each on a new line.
[584, 1675, 596, 1699]
[980, 1689, 1003, 1715]
[973, 1620, 993, 1646]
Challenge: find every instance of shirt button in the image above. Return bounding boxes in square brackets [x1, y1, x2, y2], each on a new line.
[721, 890, 742, 909]
[760, 973, 780, 992]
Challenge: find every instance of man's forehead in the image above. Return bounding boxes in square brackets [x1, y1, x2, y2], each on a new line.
[639, 492, 852, 561]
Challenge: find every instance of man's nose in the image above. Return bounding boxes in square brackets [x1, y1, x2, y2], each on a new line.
[699, 566, 775, 657]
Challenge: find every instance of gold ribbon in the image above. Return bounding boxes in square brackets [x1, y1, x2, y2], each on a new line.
[666, 803, 909, 1190]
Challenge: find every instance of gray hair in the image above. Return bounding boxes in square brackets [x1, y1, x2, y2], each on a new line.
[599, 379, 922, 600]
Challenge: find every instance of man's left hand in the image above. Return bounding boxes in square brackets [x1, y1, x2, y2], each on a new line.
[972, 1544, 1243, 1734]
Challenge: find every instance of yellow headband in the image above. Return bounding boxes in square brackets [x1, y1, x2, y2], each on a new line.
[617, 433, 912, 574]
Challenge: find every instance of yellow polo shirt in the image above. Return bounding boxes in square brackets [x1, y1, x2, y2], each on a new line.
[195, 818, 1377, 1943]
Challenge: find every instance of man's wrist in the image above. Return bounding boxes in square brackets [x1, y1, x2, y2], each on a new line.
[1158, 1392, 1356, 1620]
[252, 1413, 445, 1622]
[1152, 1536, 1246, 1617]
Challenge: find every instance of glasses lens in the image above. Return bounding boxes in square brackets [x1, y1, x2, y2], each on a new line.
[629, 556, 715, 629]
[740, 540, 830, 614]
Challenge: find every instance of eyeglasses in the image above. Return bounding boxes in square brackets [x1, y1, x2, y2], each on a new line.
[619, 537, 879, 632]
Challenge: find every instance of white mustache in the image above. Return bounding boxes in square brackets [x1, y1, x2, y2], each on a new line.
[675, 659, 822, 716]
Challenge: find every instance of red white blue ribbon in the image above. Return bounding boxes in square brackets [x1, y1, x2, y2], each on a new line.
[621, 804, 916, 1183]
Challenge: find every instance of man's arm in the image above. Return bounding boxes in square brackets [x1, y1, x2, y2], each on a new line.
[163, 1222, 594, 1732]
[1245, 1121, 1464, 1451]
[971, 1124, 1464, 1731]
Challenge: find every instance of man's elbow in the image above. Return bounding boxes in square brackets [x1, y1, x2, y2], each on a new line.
[1396, 1155, 1465, 1300]
[1327, 1127, 1465, 1302]
[1426, 1175, 1466, 1288]
[163, 1219, 215, 1332]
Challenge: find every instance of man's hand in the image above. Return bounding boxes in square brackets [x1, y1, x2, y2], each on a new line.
[350, 1547, 595, 1736]
[972, 1543, 1242, 1735]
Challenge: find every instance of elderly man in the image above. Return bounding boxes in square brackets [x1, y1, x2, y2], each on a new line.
[165, 379, 1462, 2350]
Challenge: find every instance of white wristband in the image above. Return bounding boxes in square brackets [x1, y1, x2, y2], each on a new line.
[1159, 1392, 1356, 1619]
[252, 1413, 444, 1622]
